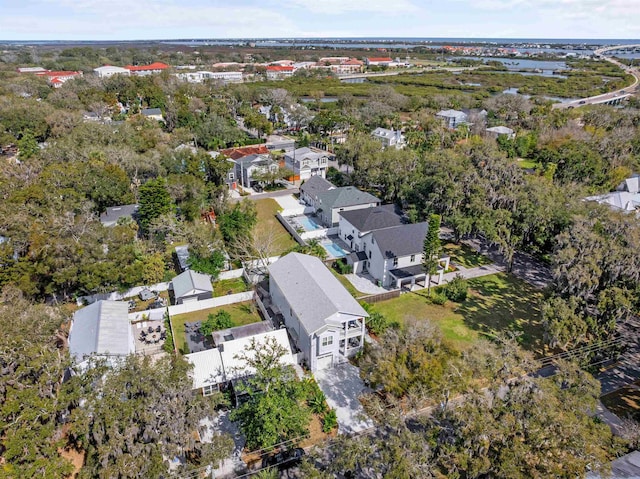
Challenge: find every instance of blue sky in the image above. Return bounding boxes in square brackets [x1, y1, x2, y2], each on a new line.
[1, 0, 638, 40]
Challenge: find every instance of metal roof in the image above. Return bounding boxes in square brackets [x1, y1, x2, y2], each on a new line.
[186, 329, 295, 388]
[268, 253, 368, 335]
[68, 300, 133, 362]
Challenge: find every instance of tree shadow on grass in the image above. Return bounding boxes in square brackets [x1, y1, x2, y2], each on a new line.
[454, 275, 546, 356]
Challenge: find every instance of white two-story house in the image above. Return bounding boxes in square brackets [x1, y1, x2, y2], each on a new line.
[268, 253, 368, 371]
[338, 206, 434, 288]
[284, 147, 330, 183]
[371, 127, 406, 149]
[300, 178, 380, 227]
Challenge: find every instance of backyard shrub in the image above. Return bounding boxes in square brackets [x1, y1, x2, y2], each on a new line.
[322, 409, 338, 433]
[163, 314, 175, 354]
[334, 259, 353, 274]
[201, 310, 235, 336]
[443, 274, 468, 302]
[307, 389, 329, 414]
[430, 293, 448, 305]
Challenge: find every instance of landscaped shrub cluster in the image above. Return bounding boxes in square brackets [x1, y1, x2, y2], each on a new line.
[333, 259, 353, 274]
[443, 274, 469, 302]
[200, 310, 235, 336]
[304, 379, 338, 433]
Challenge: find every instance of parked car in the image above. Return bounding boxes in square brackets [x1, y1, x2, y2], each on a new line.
[253, 184, 264, 193]
[262, 448, 305, 470]
[579, 100, 586, 104]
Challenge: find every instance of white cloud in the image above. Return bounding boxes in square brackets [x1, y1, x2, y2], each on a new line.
[284, 0, 420, 15]
[1, 1, 303, 39]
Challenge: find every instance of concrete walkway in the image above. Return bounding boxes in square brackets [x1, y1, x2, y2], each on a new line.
[344, 273, 388, 295]
[315, 363, 375, 435]
[440, 263, 506, 284]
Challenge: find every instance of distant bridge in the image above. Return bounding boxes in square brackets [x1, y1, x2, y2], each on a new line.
[553, 45, 639, 109]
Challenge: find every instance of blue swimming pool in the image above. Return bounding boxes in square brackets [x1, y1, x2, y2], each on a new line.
[322, 240, 348, 258]
[297, 215, 322, 231]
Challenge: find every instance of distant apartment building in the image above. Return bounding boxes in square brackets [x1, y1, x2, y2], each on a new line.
[125, 62, 170, 76]
[266, 65, 295, 80]
[176, 70, 243, 84]
[94, 65, 131, 78]
[36, 70, 83, 87]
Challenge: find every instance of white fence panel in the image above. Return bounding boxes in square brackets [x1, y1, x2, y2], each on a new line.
[218, 268, 244, 280]
[79, 281, 170, 306]
[167, 291, 255, 316]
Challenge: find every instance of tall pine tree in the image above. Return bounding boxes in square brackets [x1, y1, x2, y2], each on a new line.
[423, 214, 442, 294]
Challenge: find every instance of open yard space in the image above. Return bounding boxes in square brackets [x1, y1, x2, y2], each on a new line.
[443, 242, 493, 269]
[373, 273, 546, 355]
[255, 198, 298, 254]
[213, 277, 251, 297]
[171, 301, 263, 354]
[601, 381, 640, 422]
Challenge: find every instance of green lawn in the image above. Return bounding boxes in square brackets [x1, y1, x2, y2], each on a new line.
[213, 277, 251, 296]
[601, 381, 640, 421]
[373, 273, 546, 355]
[330, 268, 367, 298]
[443, 243, 493, 269]
[170, 301, 262, 354]
[254, 198, 298, 254]
[517, 159, 540, 169]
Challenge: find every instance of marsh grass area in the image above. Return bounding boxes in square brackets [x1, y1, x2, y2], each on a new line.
[374, 273, 547, 355]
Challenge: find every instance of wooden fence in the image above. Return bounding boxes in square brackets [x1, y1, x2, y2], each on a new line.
[358, 289, 401, 304]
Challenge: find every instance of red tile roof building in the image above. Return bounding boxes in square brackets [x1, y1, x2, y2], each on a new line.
[124, 62, 170, 76]
[35, 70, 83, 87]
[219, 145, 270, 160]
[266, 65, 295, 80]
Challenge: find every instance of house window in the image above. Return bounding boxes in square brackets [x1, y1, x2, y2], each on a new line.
[228, 173, 234, 180]
[203, 385, 217, 396]
[410, 254, 415, 262]
[393, 257, 398, 267]
[322, 336, 333, 347]
[368, 251, 371, 259]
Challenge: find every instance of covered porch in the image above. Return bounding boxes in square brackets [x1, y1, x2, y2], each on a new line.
[389, 257, 450, 290]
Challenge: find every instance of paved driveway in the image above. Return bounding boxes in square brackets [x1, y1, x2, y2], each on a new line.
[314, 363, 374, 435]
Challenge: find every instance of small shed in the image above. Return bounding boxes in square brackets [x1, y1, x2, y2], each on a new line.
[171, 270, 214, 305]
[138, 288, 155, 301]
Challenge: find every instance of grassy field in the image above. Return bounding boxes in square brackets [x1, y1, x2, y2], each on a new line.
[213, 277, 251, 296]
[254, 198, 298, 254]
[171, 301, 262, 354]
[373, 273, 546, 355]
[443, 243, 493, 269]
[601, 381, 640, 421]
[517, 159, 540, 169]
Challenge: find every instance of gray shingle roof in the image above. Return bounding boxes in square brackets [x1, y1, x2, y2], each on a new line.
[172, 270, 213, 299]
[372, 222, 428, 258]
[142, 108, 162, 116]
[300, 175, 334, 198]
[268, 253, 368, 335]
[99, 204, 138, 227]
[317, 186, 379, 211]
[68, 300, 132, 362]
[339, 205, 404, 232]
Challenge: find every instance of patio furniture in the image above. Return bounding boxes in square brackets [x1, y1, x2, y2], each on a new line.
[156, 325, 161, 333]
[148, 327, 153, 334]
